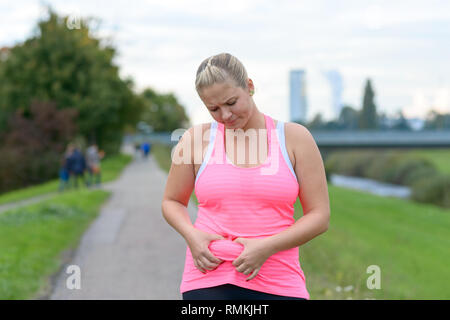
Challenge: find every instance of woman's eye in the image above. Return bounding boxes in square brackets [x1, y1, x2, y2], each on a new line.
[210, 101, 235, 111]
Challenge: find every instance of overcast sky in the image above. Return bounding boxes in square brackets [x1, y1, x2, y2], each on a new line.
[1, 0, 450, 124]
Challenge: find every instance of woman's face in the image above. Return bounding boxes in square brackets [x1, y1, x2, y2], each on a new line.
[198, 79, 254, 129]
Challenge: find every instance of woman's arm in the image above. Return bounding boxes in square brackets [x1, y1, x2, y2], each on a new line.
[161, 125, 224, 273]
[161, 127, 197, 240]
[263, 122, 330, 255]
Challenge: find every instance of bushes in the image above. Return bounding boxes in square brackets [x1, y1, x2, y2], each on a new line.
[325, 150, 450, 209]
[0, 100, 77, 194]
[411, 175, 450, 208]
[325, 150, 379, 177]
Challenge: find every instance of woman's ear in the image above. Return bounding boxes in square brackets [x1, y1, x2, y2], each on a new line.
[247, 78, 255, 94]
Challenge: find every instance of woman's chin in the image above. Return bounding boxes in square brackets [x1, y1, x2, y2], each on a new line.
[224, 118, 238, 128]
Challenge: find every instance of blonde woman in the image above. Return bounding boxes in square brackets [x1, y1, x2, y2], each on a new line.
[162, 53, 330, 300]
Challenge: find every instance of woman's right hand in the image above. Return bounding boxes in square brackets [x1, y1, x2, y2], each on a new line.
[186, 228, 225, 273]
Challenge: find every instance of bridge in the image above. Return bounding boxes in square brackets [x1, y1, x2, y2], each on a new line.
[309, 130, 450, 149]
[125, 130, 450, 150]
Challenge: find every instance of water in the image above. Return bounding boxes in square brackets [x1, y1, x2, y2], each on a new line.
[330, 174, 412, 199]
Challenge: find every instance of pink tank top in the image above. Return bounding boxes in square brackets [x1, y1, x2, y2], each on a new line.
[180, 113, 310, 299]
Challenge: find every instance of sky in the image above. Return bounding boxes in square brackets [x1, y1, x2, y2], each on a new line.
[1, 0, 450, 125]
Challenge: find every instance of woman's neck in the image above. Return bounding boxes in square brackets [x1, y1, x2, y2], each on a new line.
[239, 109, 265, 132]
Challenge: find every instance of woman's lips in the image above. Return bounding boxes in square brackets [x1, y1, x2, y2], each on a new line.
[225, 118, 237, 125]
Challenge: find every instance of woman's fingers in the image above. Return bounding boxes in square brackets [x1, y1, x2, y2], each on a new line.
[246, 268, 260, 281]
[200, 256, 220, 270]
[243, 267, 253, 275]
[205, 249, 223, 264]
[193, 260, 205, 273]
[235, 262, 248, 273]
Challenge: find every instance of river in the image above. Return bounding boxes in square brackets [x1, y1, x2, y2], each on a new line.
[329, 174, 412, 199]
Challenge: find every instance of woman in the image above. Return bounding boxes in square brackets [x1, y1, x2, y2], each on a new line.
[161, 53, 330, 300]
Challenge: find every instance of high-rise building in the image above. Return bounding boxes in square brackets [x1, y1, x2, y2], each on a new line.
[323, 70, 343, 119]
[289, 70, 308, 123]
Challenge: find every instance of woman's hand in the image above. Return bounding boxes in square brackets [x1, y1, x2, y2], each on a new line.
[232, 237, 274, 281]
[186, 229, 225, 273]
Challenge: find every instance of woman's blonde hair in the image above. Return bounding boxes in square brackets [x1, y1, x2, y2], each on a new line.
[195, 53, 249, 93]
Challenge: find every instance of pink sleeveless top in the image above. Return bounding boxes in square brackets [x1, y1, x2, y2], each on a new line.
[180, 113, 310, 299]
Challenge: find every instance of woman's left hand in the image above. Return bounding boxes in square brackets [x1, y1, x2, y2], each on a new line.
[232, 237, 273, 281]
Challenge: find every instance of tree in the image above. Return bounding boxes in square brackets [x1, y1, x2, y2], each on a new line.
[307, 113, 325, 130]
[0, 6, 144, 154]
[358, 79, 378, 130]
[338, 105, 359, 130]
[139, 88, 190, 132]
[391, 110, 412, 131]
[424, 110, 450, 130]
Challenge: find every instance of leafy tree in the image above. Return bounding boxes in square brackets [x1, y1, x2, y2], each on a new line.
[139, 88, 190, 132]
[338, 105, 359, 130]
[358, 79, 378, 130]
[424, 110, 450, 130]
[0, 7, 144, 154]
[307, 113, 325, 130]
[391, 110, 412, 131]
[323, 120, 341, 130]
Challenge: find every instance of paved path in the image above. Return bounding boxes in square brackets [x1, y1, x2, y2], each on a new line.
[48, 153, 197, 299]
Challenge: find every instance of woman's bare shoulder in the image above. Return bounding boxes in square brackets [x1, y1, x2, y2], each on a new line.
[284, 121, 311, 138]
[283, 121, 318, 160]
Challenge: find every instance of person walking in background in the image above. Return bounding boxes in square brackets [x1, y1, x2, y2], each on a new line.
[141, 141, 151, 159]
[67, 144, 88, 189]
[86, 143, 104, 187]
[58, 143, 73, 192]
[134, 142, 142, 159]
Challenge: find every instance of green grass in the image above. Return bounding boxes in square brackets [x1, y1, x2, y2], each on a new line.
[151, 143, 174, 174]
[151, 142, 198, 204]
[0, 152, 133, 299]
[406, 149, 450, 175]
[152, 143, 450, 299]
[0, 154, 133, 206]
[297, 185, 450, 300]
[0, 189, 111, 299]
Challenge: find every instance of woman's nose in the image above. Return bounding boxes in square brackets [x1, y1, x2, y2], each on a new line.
[222, 111, 233, 121]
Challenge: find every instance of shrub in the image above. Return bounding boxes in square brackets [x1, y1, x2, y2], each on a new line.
[411, 175, 450, 208]
[0, 100, 77, 194]
[324, 149, 450, 209]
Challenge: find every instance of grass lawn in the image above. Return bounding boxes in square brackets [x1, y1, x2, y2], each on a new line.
[297, 185, 450, 300]
[151, 143, 174, 174]
[153, 143, 450, 299]
[0, 154, 133, 206]
[0, 189, 110, 299]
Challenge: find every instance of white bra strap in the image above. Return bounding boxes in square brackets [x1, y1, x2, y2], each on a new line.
[276, 120, 297, 180]
[195, 121, 218, 185]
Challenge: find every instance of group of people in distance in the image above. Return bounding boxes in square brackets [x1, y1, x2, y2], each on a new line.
[59, 142, 105, 192]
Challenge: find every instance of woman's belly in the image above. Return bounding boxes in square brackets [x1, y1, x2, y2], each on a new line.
[208, 238, 244, 261]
